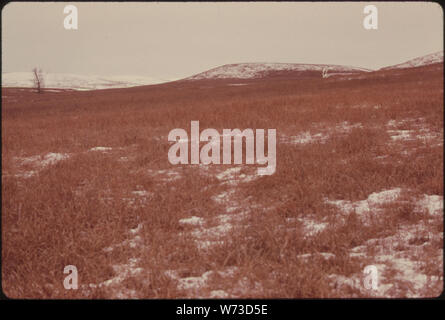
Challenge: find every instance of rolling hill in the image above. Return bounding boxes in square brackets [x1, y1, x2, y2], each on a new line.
[185, 63, 371, 80]
[1, 72, 176, 91]
[2, 51, 443, 91]
[381, 51, 443, 70]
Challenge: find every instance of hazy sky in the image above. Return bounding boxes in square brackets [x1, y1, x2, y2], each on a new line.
[2, 2, 443, 79]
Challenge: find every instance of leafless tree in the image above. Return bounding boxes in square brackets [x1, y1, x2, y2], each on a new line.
[32, 68, 44, 93]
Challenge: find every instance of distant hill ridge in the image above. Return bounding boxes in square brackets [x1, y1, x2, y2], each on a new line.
[2, 51, 443, 90]
[185, 63, 371, 80]
[185, 50, 443, 81]
[1, 72, 173, 90]
[380, 51, 443, 70]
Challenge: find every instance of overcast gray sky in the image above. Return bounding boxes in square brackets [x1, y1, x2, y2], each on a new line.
[2, 2, 443, 79]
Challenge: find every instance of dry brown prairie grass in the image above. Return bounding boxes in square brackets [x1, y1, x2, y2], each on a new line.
[2, 63, 443, 298]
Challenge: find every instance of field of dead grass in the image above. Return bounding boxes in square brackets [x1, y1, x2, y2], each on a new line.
[1, 63, 443, 298]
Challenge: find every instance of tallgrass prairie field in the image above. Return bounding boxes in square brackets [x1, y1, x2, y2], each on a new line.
[2, 63, 443, 298]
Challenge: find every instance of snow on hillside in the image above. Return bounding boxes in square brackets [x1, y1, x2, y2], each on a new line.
[186, 63, 371, 80]
[382, 51, 444, 70]
[1, 72, 175, 90]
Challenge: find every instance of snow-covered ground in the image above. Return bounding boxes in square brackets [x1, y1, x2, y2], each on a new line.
[280, 121, 363, 145]
[381, 51, 443, 70]
[1, 72, 177, 91]
[13, 152, 70, 178]
[186, 51, 443, 80]
[186, 63, 370, 80]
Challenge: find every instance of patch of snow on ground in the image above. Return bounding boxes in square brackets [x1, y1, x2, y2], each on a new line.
[146, 168, 182, 182]
[14, 153, 70, 178]
[177, 271, 214, 291]
[217, 212, 248, 224]
[89, 146, 113, 152]
[387, 119, 409, 127]
[325, 188, 402, 217]
[216, 167, 242, 180]
[282, 122, 362, 146]
[297, 252, 335, 260]
[180, 166, 257, 251]
[386, 118, 442, 144]
[196, 240, 225, 250]
[212, 189, 236, 204]
[86, 258, 143, 298]
[35, 153, 69, 166]
[298, 217, 328, 237]
[210, 290, 230, 298]
[191, 222, 233, 239]
[14, 170, 37, 179]
[335, 121, 363, 132]
[286, 132, 328, 144]
[417, 194, 443, 216]
[388, 130, 413, 141]
[179, 216, 205, 226]
[215, 167, 259, 184]
[334, 216, 443, 297]
[168, 165, 261, 295]
[166, 266, 241, 297]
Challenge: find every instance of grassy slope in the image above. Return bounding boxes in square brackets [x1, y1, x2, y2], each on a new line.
[2, 63, 443, 298]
